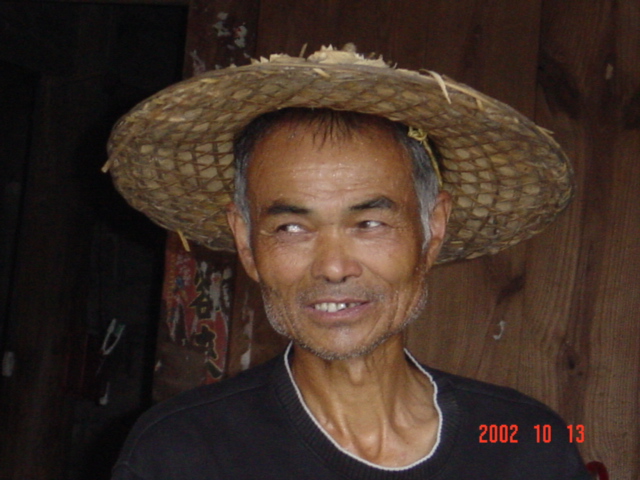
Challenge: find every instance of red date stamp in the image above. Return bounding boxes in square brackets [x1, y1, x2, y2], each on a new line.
[479, 424, 519, 443]
[479, 424, 585, 443]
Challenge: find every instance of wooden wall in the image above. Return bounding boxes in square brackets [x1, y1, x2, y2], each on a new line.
[177, 1, 640, 478]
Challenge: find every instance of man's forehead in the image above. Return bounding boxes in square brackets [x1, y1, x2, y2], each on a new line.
[257, 114, 405, 151]
[245, 121, 418, 216]
[257, 108, 404, 141]
[246, 122, 412, 183]
[250, 120, 409, 167]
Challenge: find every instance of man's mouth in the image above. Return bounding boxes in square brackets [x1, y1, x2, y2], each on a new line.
[312, 302, 363, 313]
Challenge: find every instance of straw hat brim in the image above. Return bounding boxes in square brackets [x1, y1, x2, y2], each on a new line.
[106, 49, 573, 263]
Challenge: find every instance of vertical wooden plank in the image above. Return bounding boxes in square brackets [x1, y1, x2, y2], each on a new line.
[535, 1, 640, 477]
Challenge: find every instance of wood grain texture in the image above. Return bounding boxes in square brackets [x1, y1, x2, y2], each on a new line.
[256, 0, 541, 112]
[535, 1, 640, 477]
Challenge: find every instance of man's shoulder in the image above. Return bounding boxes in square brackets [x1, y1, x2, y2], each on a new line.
[113, 356, 286, 478]
[424, 367, 589, 479]
[123, 356, 280, 447]
[431, 368, 537, 400]
[153, 355, 278, 414]
[427, 367, 565, 424]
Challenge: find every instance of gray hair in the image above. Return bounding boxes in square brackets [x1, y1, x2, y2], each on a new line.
[233, 108, 439, 245]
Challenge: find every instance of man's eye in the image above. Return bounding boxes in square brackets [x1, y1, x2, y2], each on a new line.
[276, 223, 305, 234]
[358, 220, 384, 229]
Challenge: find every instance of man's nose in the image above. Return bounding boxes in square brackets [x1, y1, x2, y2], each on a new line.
[311, 229, 362, 283]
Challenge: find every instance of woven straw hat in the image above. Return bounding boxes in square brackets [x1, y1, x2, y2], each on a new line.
[105, 46, 573, 263]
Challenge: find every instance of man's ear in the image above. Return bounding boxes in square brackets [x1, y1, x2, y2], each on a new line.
[226, 204, 260, 282]
[424, 191, 452, 269]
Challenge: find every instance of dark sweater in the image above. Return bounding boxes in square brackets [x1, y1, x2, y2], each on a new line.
[112, 350, 590, 479]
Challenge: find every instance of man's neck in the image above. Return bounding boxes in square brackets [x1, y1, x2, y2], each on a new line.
[289, 335, 440, 467]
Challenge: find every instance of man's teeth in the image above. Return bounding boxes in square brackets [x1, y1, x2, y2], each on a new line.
[313, 302, 360, 313]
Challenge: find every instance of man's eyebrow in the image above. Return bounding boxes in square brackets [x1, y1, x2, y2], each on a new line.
[264, 201, 310, 216]
[350, 196, 397, 212]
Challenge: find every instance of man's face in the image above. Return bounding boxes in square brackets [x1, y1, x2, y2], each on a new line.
[228, 122, 449, 360]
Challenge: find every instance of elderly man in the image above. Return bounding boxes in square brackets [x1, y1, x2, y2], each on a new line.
[108, 47, 589, 479]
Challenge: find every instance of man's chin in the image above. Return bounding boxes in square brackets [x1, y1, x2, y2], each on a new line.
[292, 332, 397, 362]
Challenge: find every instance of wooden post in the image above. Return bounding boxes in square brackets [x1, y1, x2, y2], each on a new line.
[535, 0, 640, 474]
